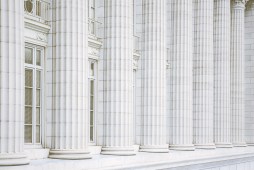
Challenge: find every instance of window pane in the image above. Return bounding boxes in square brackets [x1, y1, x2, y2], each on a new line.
[36, 71, 41, 88]
[36, 0, 41, 17]
[25, 107, 33, 124]
[25, 125, 32, 143]
[36, 107, 40, 125]
[25, 48, 33, 64]
[90, 111, 94, 125]
[90, 96, 94, 110]
[25, 88, 33, 106]
[24, 0, 33, 13]
[90, 63, 94, 76]
[25, 69, 33, 87]
[36, 125, 40, 143]
[36, 50, 41, 66]
[36, 89, 40, 106]
[90, 127, 93, 142]
[90, 80, 94, 95]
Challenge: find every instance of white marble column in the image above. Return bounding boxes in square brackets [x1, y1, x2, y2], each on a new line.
[0, 0, 29, 166]
[100, 0, 135, 156]
[169, 0, 194, 151]
[49, 0, 91, 159]
[231, 0, 248, 147]
[193, 0, 215, 149]
[214, 0, 232, 148]
[139, 0, 168, 153]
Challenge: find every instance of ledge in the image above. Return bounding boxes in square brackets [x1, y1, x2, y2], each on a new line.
[2, 147, 254, 170]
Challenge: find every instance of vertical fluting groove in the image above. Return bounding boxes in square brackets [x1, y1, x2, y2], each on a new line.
[169, 0, 194, 151]
[139, 0, 168, 153]
[231, 0, 247, 147]
[49, 0, 90, 159]
[0, 0, 29, 166]
[101, 0, 135, 156]
[214, 0, 232, 147]
[193, 0, 215, 149]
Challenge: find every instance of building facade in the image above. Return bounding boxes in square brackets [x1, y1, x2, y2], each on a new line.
[1, 0, 254, 169]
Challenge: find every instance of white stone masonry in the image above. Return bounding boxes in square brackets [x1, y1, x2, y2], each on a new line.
[139, 0, 168, 153]
[0, 0, 29, 166]
[100, 0, 135, 156]
[49, 0, 91, 159]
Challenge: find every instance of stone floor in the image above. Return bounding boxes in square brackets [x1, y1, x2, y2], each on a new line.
[2, 147, 254, 170]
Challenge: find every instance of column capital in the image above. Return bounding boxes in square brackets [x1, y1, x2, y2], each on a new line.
[232, 0, 249, 9]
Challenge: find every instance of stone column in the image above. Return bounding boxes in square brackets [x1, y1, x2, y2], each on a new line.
[101, 0, 135, 156]
[139, 0, 168, 153]
[193, 0, 215, 149]
[169, 0, 194, 151]
[0, 0, 29, 166]
[214, 0, 232, 148]
[49, 0, 91, 159]
[231, 0, 248, 147]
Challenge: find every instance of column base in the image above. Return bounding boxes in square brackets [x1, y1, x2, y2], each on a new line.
[49, 149, 91, 160]
[169, 144, 195, 151]
[215, 143, 233, 148]
[233, 142, 247, 147]
[0, 153, 29, 166]
[139, 145, 169, 153]
[195, 143, 216, 149]
[101, 147, 136, 156]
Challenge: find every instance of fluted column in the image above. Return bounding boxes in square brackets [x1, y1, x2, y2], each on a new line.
[169, 0, 194, 151]
[193, 0, 215, 149]
[214, 0, 232, 148]
[101, 0, 135, 156]
[49, 0, 91, 159]
[231, 0, 248, 147]
[0, 0, 29, 166]
[139, 0, 168, 153]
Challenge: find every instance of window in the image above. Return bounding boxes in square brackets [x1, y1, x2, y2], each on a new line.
[88, 61, 97, 143]
[24, 45, 43, 145]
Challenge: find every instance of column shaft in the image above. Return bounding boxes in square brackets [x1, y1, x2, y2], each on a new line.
[49, 0, 91, 159]
[139, 0, 168, 153]
[193, 0, 215, 149]
[0, 0, 29, 165]
[231, 0, 247, 147]
[169, 0, 194, 151]
[101, 0, 135, 156]
[214, 0, 232, 148]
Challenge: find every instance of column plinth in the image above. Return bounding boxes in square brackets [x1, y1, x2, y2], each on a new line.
[0, 0, 29, 166]
[100, 0, 135, 156]
[49, 0, 90, 159]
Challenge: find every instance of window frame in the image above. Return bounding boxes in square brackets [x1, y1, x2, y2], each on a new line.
[24, 43, 44, 149]
[88, 59, 97, 145]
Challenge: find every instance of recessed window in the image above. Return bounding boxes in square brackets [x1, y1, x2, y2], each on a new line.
[89, 61, 97, 143]
[24, 46, 43, 145]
